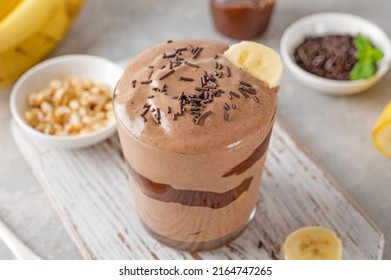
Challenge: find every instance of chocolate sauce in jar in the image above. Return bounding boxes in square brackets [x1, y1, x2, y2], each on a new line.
[210, 0, 275, 40]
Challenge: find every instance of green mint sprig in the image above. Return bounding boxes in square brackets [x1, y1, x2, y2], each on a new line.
[350, 34, 384, 80]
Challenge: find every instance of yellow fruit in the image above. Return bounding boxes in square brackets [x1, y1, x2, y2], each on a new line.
[283, 226, 343, 260]
[0, 0, 84, 87]
[0, 0, 57, 52]
[0, 0, 22, 21]
[372, 101, 391, 157]
[223, 41, 283, 88]
[65, 0, 85, 18]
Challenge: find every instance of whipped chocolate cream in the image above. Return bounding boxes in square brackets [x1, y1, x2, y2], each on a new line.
[113, 39, 278, 250]
[114, 39, 277, 155]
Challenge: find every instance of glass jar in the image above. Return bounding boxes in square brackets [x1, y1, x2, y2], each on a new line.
[210, 0, 276, 40]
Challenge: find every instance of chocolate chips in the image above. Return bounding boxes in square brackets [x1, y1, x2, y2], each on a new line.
[294, 35, 357, 80]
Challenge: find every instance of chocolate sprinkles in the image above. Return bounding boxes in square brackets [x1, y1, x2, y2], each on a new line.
[239, 85, 256, 95]
[239, 81, 252, 87]
[184, 61, 199, 68]
[156, 108, 161, 120]
[159, 69, 175, 80]
[134, 42, 265, 127]
[179, 76, 194, 82]
[218, 71, 223, 78]
[177, 92, 184, 101]
[192, 47, 203, 59]
[140, 107, 149, 117]
[152, 113, 160, 124]
[229, 91, 240, 99]
[195, 110, 212, 125]
[163, 52, 176, 59]
[238, 88, 249, 98]
[178, 102, 183, 116]
[175, 47, 187, 53]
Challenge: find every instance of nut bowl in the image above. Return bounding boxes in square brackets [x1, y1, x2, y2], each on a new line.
[10, 54, 123, 148]
[280, 12, 391, 95]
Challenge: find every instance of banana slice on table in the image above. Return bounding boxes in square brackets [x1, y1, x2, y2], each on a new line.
[223, 41, 283, 88]
[283, 226, 343, 260]
[372, 101, 391, 158]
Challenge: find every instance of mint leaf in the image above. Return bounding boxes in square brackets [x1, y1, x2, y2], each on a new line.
[371, 48, 384, 62]
[353, 34, 371, 52]
[350, 34, 384, 80]
[350, 60, 376, 80]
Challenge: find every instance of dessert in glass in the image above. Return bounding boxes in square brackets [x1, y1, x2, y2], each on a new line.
[113, 39, 282, 251]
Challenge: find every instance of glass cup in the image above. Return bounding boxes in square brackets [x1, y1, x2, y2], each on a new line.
[113, 39, 279, 252]
[114, 106, 276, 251]
[210, 0, 276, 40]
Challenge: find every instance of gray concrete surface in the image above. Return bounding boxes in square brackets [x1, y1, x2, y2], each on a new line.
[1, 0, 390, 259]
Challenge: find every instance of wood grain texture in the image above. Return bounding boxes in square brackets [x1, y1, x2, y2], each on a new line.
[11, 120, 384, 260]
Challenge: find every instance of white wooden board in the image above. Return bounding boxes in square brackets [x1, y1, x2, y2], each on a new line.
[11, 119, 384, 260]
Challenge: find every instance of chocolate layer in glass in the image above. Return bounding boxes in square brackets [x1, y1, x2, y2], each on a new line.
[113, 39, 278, 251]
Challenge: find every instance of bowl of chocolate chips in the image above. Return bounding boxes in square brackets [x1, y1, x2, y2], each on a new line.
[280, 12, 391, 95]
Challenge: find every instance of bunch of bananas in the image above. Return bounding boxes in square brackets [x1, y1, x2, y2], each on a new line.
[0, 0, 84, 87]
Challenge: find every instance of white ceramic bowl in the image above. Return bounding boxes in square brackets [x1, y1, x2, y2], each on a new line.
[10, 54, 123, 148]
[280, 12, 391, 95]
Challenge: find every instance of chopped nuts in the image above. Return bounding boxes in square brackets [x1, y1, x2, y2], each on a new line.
[24, 76, 113, 136]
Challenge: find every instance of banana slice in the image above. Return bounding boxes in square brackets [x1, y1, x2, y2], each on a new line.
[283, 226, 342, 260]
[372, 101, 391, 157]
[223, 41, 283, 88]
